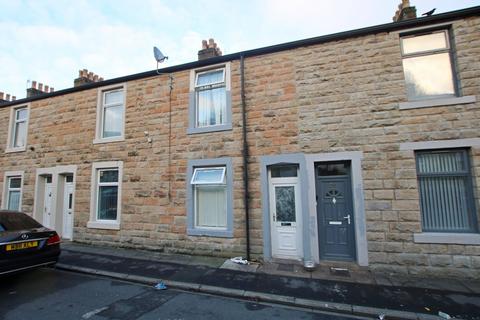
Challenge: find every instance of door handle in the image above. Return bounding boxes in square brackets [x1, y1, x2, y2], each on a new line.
[343, 214, 351, 225]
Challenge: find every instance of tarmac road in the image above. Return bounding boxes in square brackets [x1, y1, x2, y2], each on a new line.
[0, 268, 364, 320]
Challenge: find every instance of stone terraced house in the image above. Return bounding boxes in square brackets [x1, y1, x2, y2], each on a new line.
[1, 4, 479, 278]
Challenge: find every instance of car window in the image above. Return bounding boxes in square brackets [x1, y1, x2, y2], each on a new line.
[0, 212, 42, 231]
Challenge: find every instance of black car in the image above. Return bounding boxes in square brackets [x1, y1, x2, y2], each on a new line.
[0, 210, 61, 275]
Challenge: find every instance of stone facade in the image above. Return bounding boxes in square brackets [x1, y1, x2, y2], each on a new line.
[1, 11, 479, 278]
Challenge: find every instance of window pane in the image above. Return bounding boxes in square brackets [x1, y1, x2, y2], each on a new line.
[14, 121, 26, 147]
[196, 70, 224, 86]
[419, 176, 472, 232]
[417, 151, 465, 174]
[8, 191, 21, 211]
[403, 53, 455, 100]
[98, 186, 118, 220]
[104, 90, 123, 105]
[271, 166, 298, 178]
[66, 175, 74, 183]
[196, 186, 226, 227]
[197, 87, 226, 127]
[103, 105, 123, 138]
[275, 186, 296, 222]
[0, 212, 42, 230]
[402, 32, 447, 55]
[100, 170, 118, 183]
[192, 168, 225, 184]
[318, 162, 350, 176]
[16, 108, 28, 120]
[417, 150, 475, 233]
[9, 177, 21, 189]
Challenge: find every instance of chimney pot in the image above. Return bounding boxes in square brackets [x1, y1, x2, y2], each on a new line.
[38, 83, 43, 91]
[202, 40, 208, 49]
[50, 87, 54, 92]
[44, 85, 49, 92]
[12, 96, 16, 101]
[6, 94, 10, 101]
[32, 80, 37, 89]
[208, 38, 214, 46]
[198, 38, 222, 60]
[0, 92, 4, 100]
[93, 74, 99, 81]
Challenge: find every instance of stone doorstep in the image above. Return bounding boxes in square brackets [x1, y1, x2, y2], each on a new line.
[55, 263, 431, 320]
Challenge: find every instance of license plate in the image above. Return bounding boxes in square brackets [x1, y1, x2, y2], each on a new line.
[6, 241, 39, 251]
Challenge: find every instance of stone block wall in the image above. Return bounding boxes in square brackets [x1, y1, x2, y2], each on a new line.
[0, 15, 479, 277]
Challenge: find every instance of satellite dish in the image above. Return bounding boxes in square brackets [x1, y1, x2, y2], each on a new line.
[153, 46, 168, 63]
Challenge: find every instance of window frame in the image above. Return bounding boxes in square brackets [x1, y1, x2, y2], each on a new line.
[187, 62, 232, 134]
[6, 104, 30, 153]
[87, 161, 123, 230]
[400, 28, 458, 102]
[94, 84, 126, 144]
[186, 158, 233, 237]
[415, 148, 478, 234]
[2, 171, 24, 211]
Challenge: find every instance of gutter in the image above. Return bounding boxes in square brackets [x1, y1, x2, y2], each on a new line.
[1, 5, 479, 108]
[240, 55, 251, 261]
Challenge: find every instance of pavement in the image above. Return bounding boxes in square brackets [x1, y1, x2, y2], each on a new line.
[57, 243, 480, 320]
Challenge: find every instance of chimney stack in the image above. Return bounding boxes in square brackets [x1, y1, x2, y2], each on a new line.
[393, 0, 417, 22]
[74, 69, 104, 87]
[0, 91, 17, 105]
[198, 38, 222, 60]
[27, 80, 54, 98]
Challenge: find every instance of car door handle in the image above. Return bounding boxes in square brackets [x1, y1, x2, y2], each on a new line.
[343, 214, 351, 224]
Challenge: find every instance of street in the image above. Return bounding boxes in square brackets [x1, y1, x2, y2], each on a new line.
[0, 268, 363, 320]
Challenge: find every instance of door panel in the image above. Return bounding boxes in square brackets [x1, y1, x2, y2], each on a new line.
[269, 178, 303, 260]
[62, 182, 74, 239]
[316, 164, 356, 261]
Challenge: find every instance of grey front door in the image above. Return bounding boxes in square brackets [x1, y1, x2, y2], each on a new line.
[316, 162, 356, 261]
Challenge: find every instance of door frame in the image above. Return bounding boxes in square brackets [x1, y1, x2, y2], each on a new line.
[268, 169, 303, 260]
[34, 165, 77, 239]
[306, 152, 368, 266]
[316, 163, 356, 261]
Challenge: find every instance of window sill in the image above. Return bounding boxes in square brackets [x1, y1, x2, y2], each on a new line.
[399, 95, 476, 110]
[5, 146, 26, 153]
[187, 124, 232, 135]
[93, 137, 125, 144]
[87, 221, 120, 230]
[414, 232, 480, 245]
[187, 227, 233, 238]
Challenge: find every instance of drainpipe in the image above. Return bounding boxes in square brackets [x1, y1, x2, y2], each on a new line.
[240, 55, 251, 261]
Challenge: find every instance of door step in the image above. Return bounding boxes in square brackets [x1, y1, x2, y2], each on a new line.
[329, 267, 350, 277]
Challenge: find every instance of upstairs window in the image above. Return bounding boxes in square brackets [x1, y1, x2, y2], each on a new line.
[6, 105, 29, 152]
[195, 68, 226, 128]
[95, 85, 125, 143]
[401, 30, 456, 101]
[188, 63, 232, 134]
[416, 149, 477, 233]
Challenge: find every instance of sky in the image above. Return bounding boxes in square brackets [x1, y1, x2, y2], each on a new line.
[0, 0, 478, 99]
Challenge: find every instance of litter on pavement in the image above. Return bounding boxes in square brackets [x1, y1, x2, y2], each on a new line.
[230, 256, 249, 265]
[154, 281, 167, 290]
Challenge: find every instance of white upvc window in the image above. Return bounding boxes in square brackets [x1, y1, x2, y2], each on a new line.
[2, 171, 24, 211]
[400, 29, 456, 101]
[188, 63, 232, 134]
[88, 161, 123, 230]
[195, 68, 227, 128]
[94, 84, 126, 144]
[6, 105, 30, 153]
[191, 167, 227, 229]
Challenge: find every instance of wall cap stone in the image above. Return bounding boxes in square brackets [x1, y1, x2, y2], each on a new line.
[414, 232, 480, 245]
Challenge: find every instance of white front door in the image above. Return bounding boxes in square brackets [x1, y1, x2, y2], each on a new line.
[62, 178, 74, 239]
[269, 167, 303, 260]
[43, 179, 53, 228]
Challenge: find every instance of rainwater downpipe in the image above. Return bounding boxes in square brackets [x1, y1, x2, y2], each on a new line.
[240, 55, 251, 261]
